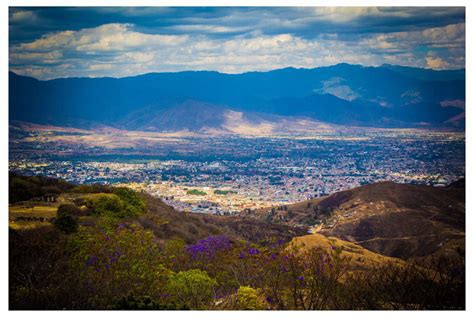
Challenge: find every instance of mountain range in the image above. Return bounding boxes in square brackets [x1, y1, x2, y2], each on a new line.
[9, 63, 465, 132]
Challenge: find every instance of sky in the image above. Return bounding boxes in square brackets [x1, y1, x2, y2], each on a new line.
[9, 7, 466, 80]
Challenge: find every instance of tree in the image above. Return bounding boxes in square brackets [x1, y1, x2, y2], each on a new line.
[113, 187, 147, 214]
[237, 286, 266, 310]
[69, 222, 170, 309]
[167, 269, 216, 309]
[84, 193, 142, 218]
[53, 211, 78, 234]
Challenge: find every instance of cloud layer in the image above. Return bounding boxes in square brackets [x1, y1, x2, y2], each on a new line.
[9, 7, 465, 79]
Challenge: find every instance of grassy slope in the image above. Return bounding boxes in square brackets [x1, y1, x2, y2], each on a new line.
[289, 233, 403, 271]
[137, 193, 307, 244]
[8, 188, 308, 245]
[247, 181, 465, 260]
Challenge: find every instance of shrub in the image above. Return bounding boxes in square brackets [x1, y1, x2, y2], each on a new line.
[42, 185, 62, 195]
[71, 184, 111, 194]
[84, 193, 141, 218]
[163, 238, 187, 266]
[167, 269, 217, 309]
[113, 187, 147, 214]
[186, 189, 207, 196]
[186, 236, 232, 260]
[57, 204, 84, 217]
[9, 227, 71, 309]
[9, 177, 41, 203]
[9, 173, 75, 203]
[69, 222, 170, 308]
[237, 286, 266, 310]
[53, 212, 78, 234]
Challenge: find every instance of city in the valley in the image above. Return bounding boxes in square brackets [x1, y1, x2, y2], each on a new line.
[10, 126, 465, 216]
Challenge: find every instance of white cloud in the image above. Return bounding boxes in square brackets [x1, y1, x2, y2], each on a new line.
[88, 64, 114, 71]
[17, 23, 188, 52]
[359, 23, 465, 52]
[10, 50, 62, 63]
[10, 10, 38, 23]
[312, 7, 384, 22]
[123, 52, 155, 63]
[425, 54, 448, 69]
[9, 21, 465, 79]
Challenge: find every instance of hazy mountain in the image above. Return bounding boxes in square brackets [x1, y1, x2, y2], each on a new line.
[116, 100, 334, 134]
[116, 100, 228, 132]
[9, 63, 465, 130]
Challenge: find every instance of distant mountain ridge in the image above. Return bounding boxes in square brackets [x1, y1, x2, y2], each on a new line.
[9, 63, 465, 131]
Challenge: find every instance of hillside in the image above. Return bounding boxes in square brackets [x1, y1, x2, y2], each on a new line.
[250, 180, 465, 260]
[9, 174, 306, 244]
[9, 64, 465, 130]
[9, 174, 465, 309]
[288, 233, 403, 271]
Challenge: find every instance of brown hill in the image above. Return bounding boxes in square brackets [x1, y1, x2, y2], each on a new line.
[289, 233, 403, 271]
[138, 193, 307, 245]
[8, 173, 308, 246]
[251, 180, 465, 260]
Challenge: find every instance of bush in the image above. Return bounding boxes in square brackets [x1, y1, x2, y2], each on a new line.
[69, 222, 170, 308]
[9, 226, 74, 309]
[186, 189, 207, 196]
[237, 286, 266, 310]
[9, 177, 41, 203]
[53, 212, 78, 234]
[113, 187, 147, 214]
[71, 184, 111, 194]
[84, 193, 142, 218]
[42, 185, 62, 195]
[57, 204, 84, 217]
[167, 269, 217, 309]
[9, 173, 74, 203]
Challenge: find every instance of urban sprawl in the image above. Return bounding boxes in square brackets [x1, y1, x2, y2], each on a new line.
[10, 131, 465, 215]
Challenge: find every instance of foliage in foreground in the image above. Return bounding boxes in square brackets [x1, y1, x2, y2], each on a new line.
[9, 216, 465, 310]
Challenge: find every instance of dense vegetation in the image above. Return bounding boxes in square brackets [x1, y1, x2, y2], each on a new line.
[9, 175, 465, 310]
[9, 173, 74, 203]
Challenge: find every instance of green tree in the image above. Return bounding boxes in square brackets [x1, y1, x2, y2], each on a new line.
[84, 193, 142, 218]
[113, 187, 147, 214]
[237, 286, 266, 310]
[167, 269, 217, 309]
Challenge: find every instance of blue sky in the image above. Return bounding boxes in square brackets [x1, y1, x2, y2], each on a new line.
[9, 7, 465, 79]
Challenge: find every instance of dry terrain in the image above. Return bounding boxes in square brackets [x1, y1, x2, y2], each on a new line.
[248, 180, 465, 260]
